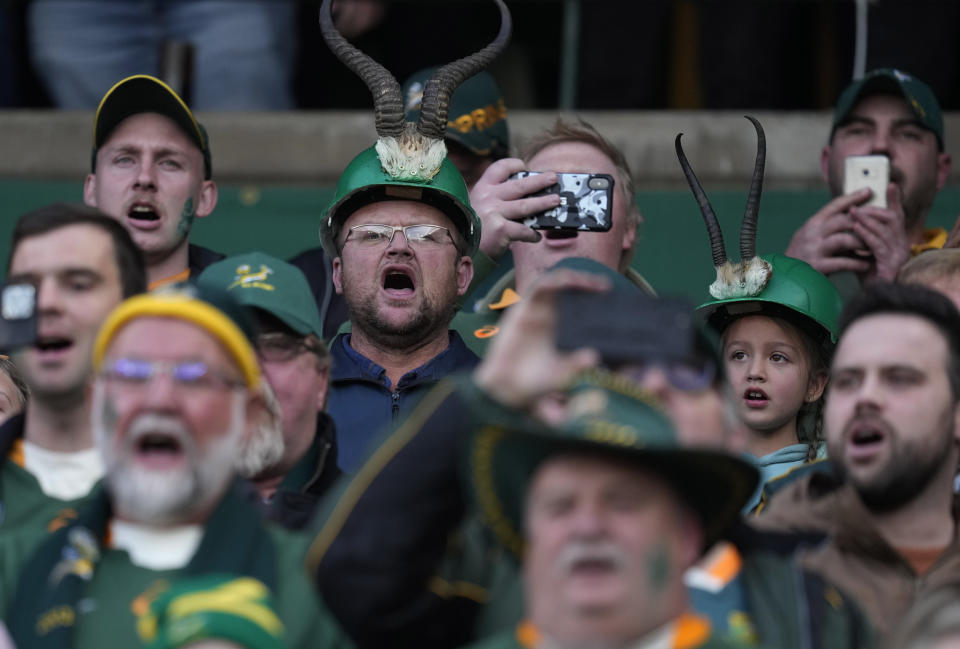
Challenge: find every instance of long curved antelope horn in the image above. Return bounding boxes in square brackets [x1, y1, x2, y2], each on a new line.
[676, 133, 727, 268]
[319, 0, 404, 138]
[739, 115, 766, 261]
[416, 0, 512, 141]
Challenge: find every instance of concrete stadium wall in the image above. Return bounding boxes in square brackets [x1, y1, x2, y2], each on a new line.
[5, 110, 960, 186]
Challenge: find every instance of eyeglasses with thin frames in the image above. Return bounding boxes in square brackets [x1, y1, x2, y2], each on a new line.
[98, 358, 245, 394]
[255, 332, 325, 363]
[343, 224, 453, 249]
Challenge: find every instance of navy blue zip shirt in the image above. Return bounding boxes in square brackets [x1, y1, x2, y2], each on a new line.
[327, 331, 479, 473]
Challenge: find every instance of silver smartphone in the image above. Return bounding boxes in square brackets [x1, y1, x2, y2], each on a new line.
[843, 155, 889, 208]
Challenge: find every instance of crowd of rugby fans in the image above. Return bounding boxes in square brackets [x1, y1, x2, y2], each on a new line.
[2, 3, 960, 649]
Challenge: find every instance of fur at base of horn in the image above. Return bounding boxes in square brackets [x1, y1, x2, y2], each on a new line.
[709, 256, 773, 300]
[375, 123, 447, 181]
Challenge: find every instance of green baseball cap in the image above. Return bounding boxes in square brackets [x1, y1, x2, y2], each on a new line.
[832, 68, 943, 150]
[197, 252, 324, 339]
[92, 74, 213, 179]
[464, 371, 759, 558]
[403, 68, 509, 158]
[137, 575, 285, 649]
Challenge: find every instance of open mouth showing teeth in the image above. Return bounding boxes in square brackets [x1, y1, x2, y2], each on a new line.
[129, 205, 160, 221]
[745, 390, 766, 400]
[383, 271, 414, 291]
[35, 338, 72, 352]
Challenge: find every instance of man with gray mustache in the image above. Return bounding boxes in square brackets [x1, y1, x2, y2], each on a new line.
[458, 368, 759, 649]
[0, 287, 355, 649]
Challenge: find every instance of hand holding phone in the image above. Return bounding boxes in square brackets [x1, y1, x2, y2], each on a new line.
[844, 155, 889, 208]
[555, 290, 697, 366]
[0, 283, 37, 353]
[510, 171, 615, 232]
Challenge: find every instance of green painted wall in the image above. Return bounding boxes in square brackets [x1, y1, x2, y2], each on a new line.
[3, 180, 959, 300]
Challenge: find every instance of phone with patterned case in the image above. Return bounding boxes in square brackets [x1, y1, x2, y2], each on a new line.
[512, 171, 615, 232]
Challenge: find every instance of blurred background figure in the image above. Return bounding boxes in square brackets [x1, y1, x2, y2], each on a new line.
[137, 575, 287, 649]
[0, 357, 27, 428]
[885, 584, 960, 649]
[27, 0, 296, 109]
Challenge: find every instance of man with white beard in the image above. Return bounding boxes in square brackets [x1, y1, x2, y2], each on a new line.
[0, 287, 355, 649]
[456, 371, 758, 649]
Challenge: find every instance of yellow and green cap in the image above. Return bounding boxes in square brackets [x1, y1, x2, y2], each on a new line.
[197, 252, 324, 339]
[403, 68, 509, 158]
[92, 74, 212, 179]
[833, 68, 944, 150]
[137, 575, 285, 649]
[93, 285, 261, 389]
[465, 370, 759, 558]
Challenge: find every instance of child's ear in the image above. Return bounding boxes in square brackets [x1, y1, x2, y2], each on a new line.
[805, 369, 829, 403]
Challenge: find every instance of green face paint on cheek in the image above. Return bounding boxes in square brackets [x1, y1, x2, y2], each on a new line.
[176, 197, 196, 238]
[645, 542, 672, 593]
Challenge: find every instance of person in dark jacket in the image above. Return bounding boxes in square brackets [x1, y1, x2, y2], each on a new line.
[198, 252, 339, 528]
[309, 268, 874, 649]
[313, 0, 513, 473]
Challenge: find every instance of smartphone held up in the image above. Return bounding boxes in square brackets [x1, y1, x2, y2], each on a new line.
[0, 283, 37, 354]
[512, 171, 615, 232]
[843, 155, 889, 208]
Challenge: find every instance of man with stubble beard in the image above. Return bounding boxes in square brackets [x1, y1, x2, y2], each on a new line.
[320, 160, 480, 473]
[83, 75, 223, 289]
[786, 69, 951, 287]
[755, 282, 960, 638]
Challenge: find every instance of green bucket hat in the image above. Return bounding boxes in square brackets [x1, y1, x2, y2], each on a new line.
[137, 575, 285, 649]
[696, 253, 842, 347]
[465, 371, 759, 558]
[92, 74, 212, 179]
[319, 146, 480, 258]
[403, 68, 509, 158]
[832, 68, 943, 150]
[197, 252, 324, 339]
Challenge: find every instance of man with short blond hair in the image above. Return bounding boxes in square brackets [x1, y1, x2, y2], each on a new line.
[83, 75, 223, 289]
[454, 118, 653, 355]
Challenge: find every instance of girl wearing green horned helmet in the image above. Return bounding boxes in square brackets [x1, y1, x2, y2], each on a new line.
[677, 117, 843, 511]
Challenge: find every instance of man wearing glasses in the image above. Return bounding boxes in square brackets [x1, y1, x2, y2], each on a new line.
[318, 151, 481, 473]
[198, 251, 339, 528]
[1, 286, 353, 648]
